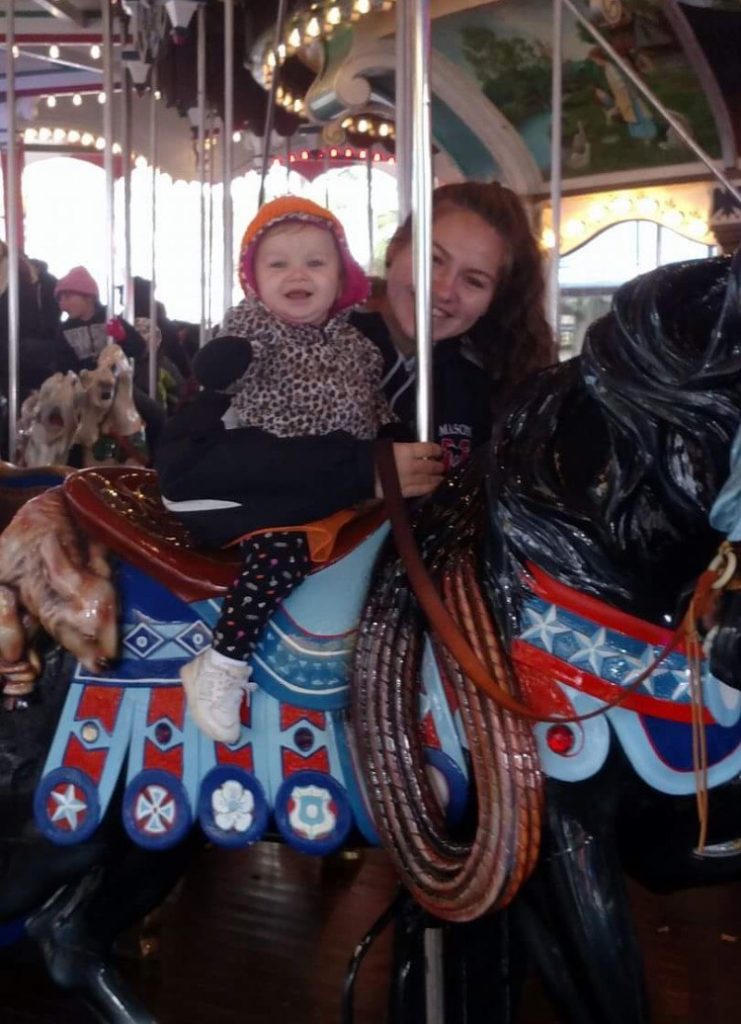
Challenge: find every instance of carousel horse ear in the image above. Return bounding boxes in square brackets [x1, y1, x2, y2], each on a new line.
[87, 540, 112, 580]
[39, 532, 86, 601]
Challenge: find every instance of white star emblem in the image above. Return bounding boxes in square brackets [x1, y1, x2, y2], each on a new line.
[622, 646, 660, 696]
[670, 668, 691, 702]
[520, 604, 572, 653]
[568, 627, 615, 676]
[50, 783, 87, 829]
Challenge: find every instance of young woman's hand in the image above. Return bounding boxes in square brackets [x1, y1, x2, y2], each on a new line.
[375, 442, 444, 499]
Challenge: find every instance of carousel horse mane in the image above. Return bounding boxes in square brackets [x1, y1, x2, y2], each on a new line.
[489, 253, 741, 623]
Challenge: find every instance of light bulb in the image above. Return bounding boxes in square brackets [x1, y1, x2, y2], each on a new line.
[49, 44, 60, 59]
[98, 92, 106, 104]
[72, 93, 82, 106]
[90, 44, 101, 60]
[46, 96, 57, 109]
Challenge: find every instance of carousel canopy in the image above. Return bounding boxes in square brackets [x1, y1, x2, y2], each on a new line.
[0, 0, 739, 191]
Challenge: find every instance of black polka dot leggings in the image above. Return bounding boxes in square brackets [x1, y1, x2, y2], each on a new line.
[212, 531, 311, 661]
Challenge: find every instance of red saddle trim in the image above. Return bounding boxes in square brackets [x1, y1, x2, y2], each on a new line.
[525, 562, 685, 652]
[512, 639, 712, 725]
[63, 467, 387, 604]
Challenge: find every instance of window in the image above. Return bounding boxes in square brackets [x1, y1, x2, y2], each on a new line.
[558, 220, 715, 357]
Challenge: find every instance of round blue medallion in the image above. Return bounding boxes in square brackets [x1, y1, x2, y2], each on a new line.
[122, 769, 192, 850]
[424, 747, 469, 827]
[34, 767, 100, 845]
[273, 770, 352, 855]
[198, 766, 269, 848]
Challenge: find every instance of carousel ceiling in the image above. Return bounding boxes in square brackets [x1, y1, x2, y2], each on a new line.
[1, 0, 740, 191]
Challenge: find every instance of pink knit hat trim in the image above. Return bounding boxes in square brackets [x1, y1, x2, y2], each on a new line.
[239, 197, 369, 314]
[54, 266, 99, 300]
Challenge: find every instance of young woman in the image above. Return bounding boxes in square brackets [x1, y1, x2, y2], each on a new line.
[353, 181, 556, 468]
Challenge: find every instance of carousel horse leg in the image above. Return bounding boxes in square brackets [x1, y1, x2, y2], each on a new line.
[388, 889, 430, 1022]
[341, 889, 403, 1024]
[386, 889, 522, 1023]
[522, 767, 649, 1024]
[27, 831, 200, 1024]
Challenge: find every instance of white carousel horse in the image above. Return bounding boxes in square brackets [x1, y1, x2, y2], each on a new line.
[16, 344, 147, 470]
[16, 372, 84, 469]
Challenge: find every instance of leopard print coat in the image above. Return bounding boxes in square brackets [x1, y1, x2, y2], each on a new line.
[218, 296, 396, 440]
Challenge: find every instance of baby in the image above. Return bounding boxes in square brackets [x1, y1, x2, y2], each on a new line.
[178, 196, 396, 744]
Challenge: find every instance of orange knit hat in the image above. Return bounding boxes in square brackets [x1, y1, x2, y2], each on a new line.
[238, 195, 369, 312]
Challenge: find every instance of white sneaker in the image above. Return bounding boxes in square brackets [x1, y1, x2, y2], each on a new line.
[180, 648, 255, 745]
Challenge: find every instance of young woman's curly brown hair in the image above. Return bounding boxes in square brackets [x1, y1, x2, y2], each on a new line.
[388, 182, 557, 393]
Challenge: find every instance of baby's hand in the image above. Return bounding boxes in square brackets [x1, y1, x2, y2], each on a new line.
[375, 442, 444, 499]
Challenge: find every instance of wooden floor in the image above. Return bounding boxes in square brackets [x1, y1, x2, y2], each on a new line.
[0, 842, 740, 1023]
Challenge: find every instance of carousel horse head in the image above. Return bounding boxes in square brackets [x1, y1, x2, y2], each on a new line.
[75, 344, 146, 467]
[489, 249, 741, 623]
[16, 371, 84, 468]
[0, 487, 117, 681]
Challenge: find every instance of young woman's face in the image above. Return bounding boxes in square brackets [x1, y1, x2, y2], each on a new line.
[385, 208, 506, 342]
[254, 222, 342, 326]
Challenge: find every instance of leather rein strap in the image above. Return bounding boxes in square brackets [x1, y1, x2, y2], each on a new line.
[376, 440, 718, 725]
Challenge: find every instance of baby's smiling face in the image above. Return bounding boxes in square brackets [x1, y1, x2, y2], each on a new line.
[254, 222, 342, 326]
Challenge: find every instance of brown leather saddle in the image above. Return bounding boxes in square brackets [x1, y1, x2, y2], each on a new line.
[63, 467, 386, 603]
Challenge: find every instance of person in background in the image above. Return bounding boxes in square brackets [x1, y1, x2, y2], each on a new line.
[53, 266, 165, 453]
[0, 244, 60, 404]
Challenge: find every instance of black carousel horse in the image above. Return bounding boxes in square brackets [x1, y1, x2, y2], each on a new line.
[353, 250, 741, 1023]
[0, 253, 741, 1023]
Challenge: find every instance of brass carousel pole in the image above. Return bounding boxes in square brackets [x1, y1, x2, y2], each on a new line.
[407, 0, 440, 1011]
[120, 21, 134, 323]
[208, 110, 215, 332]
[548, 0, 563, 336]
[197, 1, 207, 347]
[148, 66, 158, 400]
[5, 0, 19, 459]
[102, 0, 116, 316]
[258, 0, 289, 207]
[366, 147, 374, 268]
[223, 0, 234, 311]
[395, 0, 412, 222]
[410, 0, 433, 445]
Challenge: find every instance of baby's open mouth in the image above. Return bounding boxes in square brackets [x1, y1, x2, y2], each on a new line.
[285, 290, 312, 300]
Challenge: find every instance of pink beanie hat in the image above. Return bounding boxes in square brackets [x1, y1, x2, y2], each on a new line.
[238, 195, 369, 313]
[54, 266, 99, 300]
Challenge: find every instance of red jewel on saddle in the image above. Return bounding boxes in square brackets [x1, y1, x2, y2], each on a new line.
[546, 723, 576, 756]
